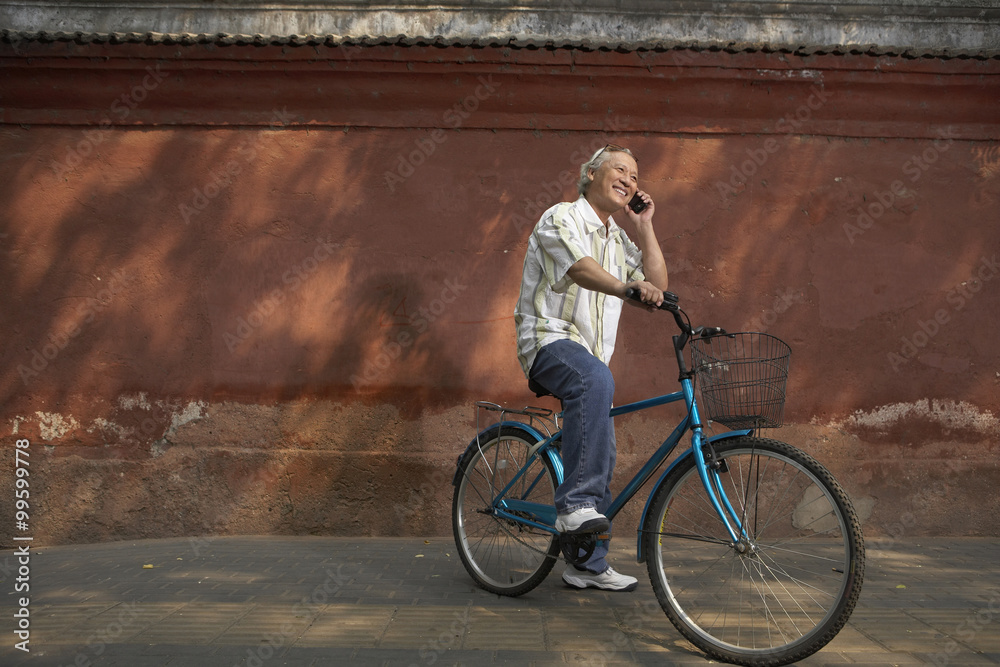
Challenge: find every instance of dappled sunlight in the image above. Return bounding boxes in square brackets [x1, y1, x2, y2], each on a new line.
[1, 41, 997, 546]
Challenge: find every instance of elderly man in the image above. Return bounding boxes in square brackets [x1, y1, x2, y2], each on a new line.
[514, 144, 668, 591]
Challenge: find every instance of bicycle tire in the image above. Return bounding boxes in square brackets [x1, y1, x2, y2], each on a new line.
[452, 424, 560, 596]
[642, 436, 864, 666]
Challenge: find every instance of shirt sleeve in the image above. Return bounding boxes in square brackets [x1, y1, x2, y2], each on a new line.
[620, 228, 645, 283]
[533, 204, 591, 293]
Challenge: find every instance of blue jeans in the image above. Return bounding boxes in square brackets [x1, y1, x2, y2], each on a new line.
[529, 339, 616, 573]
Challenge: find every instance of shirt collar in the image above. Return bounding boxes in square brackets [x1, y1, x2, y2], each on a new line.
[575, 196, 622, 238]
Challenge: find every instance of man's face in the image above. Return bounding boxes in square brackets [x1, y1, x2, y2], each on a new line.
[588, 152, 639, 212]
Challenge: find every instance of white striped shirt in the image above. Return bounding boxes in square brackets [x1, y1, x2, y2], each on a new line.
[515, 196, 645, 377]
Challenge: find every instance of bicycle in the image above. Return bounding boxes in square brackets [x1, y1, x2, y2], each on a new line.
[451, 290, 865, 666]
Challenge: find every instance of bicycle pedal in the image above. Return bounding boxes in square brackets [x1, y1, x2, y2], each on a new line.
[559, 532, 598, 567]
[559, 518, 611, 535]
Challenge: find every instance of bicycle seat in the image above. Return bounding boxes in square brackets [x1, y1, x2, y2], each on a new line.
[527, 377, 552, 398]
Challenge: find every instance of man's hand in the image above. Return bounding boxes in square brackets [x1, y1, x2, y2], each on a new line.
[624, 190, 655, 228]
[622, 280, 664, 309]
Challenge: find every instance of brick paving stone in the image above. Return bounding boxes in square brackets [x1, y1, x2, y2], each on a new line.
[916, 653, 1000, 667]
[491, 649, 569, 665]
[378, 604, 466, 649]
[544, 606, 632, 652]
[632, 649, 734, 665]
[331, 647, 491, 666]
[162, 656, 249, 667]
[138, 642, 246, 657]
[284, 647, 364, 665]
[465, 606, 545, 651]
[294, 604, 395, 647]
[819, 623, 889, 653]
[214, 604, 316, 646]
[793, 651, 854, 664]
[52, 600, 183, 646]
[130, 602, 254, 644]
[2, 646, 86, 667]
[835, 658, 929, 666]
[29, 600, 118, 634]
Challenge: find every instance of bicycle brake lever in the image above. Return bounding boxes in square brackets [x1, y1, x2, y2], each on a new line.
[699, 327, 727, 338]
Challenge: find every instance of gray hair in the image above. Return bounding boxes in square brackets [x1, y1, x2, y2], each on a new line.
[577, 145, 636, 196]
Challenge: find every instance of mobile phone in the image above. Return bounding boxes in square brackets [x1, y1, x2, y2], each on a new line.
[628, 193, 647, 213]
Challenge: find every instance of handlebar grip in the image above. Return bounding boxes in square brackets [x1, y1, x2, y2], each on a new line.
[624, 287, 680, 311]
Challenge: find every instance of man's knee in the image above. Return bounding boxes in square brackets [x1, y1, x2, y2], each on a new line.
[585, 361, 615, 404]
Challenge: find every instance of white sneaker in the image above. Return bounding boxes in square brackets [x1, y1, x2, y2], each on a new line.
[563, 566, 638, 592]
[555, 507, 610, 534]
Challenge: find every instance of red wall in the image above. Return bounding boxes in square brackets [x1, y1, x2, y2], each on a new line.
[1, 41, 998, 543]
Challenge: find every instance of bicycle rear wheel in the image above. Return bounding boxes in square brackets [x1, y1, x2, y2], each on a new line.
[643, 436, 864, 666]
[452, 424, 560, 596]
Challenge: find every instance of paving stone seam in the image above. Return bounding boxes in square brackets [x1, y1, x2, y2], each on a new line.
[849, 618, 895, 653]
[378, 605, 401, 649]
[903, 599, 1000, 661]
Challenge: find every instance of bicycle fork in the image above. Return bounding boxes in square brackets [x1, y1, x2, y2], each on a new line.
[682, 377, 750, 549]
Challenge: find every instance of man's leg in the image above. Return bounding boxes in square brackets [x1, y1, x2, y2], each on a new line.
[529, 339, 616, 519]
[529, 340, 636, 590]
[581, 435, 617, 573]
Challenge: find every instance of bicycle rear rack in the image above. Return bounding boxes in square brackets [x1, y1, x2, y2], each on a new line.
[475, 401, 559, 440]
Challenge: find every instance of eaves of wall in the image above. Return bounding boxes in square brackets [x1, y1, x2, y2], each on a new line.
[2, 0, 999, 59]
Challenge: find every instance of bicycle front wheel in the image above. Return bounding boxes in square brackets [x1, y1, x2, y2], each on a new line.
[452, 424, 560, 596]
[643, 436, 864, 666]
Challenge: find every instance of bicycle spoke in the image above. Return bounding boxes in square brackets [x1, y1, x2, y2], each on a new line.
[644, 437, 864, 664]
[453, 428, 559, 596]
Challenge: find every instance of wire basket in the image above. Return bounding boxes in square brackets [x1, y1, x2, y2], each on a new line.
[689, 332, 791, 430]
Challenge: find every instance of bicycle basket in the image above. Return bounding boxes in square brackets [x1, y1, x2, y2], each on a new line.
[689, 332, 791, 429]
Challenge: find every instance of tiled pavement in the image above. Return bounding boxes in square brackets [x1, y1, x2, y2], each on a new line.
[1, 536, 998, 666]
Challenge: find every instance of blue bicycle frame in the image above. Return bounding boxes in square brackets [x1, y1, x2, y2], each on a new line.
[484, 373, 752, 563]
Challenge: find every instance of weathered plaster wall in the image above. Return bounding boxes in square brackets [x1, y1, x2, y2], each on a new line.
[1, 41, 998, 545]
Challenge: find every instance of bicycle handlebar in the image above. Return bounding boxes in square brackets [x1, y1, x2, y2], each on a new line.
[623, 288, 729, 355]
